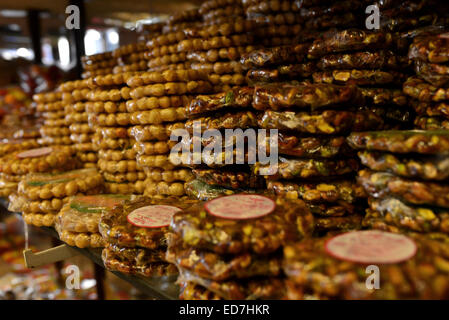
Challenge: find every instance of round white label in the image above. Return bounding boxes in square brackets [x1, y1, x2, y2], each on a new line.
[204, 194, 275, 220]
[325, 230, 417, 264]
[127, 205, 181, 228]
[17, 147, 53, 159]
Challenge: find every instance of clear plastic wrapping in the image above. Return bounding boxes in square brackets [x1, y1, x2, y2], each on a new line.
[358, 169, 449, 209]
[99, 196, 198, 249]
[56, 195, 132, 233]
[170, 195, 314, 255]
[347, 130, 449, 155]
[252, 82, 363, 111]
[357, 150, 449, 181]
[258, 110, 384, 134]
[364, 197, 449, 234]
[283, 232, 449, 299]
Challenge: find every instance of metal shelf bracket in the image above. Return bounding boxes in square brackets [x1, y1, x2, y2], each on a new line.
[23, 244, 80, 268]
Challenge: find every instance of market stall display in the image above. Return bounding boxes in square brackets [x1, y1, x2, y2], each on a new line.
[0, 0, 449, 302]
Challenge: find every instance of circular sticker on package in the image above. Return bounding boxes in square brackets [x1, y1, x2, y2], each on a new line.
[204, 194, 276, 220]
[17, 147, 53, 159]
[127, 205, 181, 228]
[325, 230, 417, 264]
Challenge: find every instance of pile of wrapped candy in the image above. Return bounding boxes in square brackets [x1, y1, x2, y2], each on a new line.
[349, 130, 449, 234]
[405, 32, 449, 129]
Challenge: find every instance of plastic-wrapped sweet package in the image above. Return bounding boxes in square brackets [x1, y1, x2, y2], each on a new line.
[358, 169, 449, 208]
[415, 60, 449, 87]
[415, 116, 449, 130]
[186, 87, 253, 116]
[408, 34, 449, 64]
[404, 76, 449, 102]
[99, 196, 198, 249]
[177, 269, 286, 300]
[56, 195, 133, 233]
[166, 234, 282, 281]
[0, 146, 76, 176]
[170, 195, 314, 255]
[266, 180, 365, 204]
[314, 215, 362, 233]
[347, 130, 449, 155]
[179, 282, 223, 300]
[258, 109, 384, 134]
[240, 45, 308, 69]
[357, 150, 449, 181]
[283, 231, 449, 299]
[18, 168, 104, 200]
[185, 179, 238, 200]
[364, 197, 449, 234]
[184, 111, 258, 133]
[307, 29, 396, 59]
[102, 244, 178, 277]
[192, 168, 265, 190]
[246, 63, 316, 83]
[254, 156, 359, 180]
[317, 50, 409, 71]
[252, 82, 363, 111]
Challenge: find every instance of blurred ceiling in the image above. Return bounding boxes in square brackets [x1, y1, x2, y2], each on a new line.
[0, 0, 203, 46]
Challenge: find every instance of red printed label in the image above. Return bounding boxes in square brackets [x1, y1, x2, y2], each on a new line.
[204, 194, 276, 220]
[127, 205, 181, 228]
[325, 230, 417, 264]
[17, 147, 53, 158]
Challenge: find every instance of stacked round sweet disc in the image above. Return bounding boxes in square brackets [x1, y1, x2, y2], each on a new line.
[161, 8, 201, 37]
[81, 51, 116, 79]
[1, 146, 77, 202]
[284, 230, 449, 299]
[8, 167, 103, 227]
[33, 91, 73, 147]
[242, 0, 370, 47]
[377, 0, 444, 33]
[180, 0, 257, 89]
[0, 138, 39, 197]
[240, 44, 315, 84]
[112, 42, 148, 74]
[59, 79, 98, 168]
[126, 70, 213, 198]
[348, 130, 449, 234]
[99, 197, 197, 277]
[55, 194, 132, 248]
[308, 28, 413, 129]
[144, 31, 193, 73]
[167, 194, 314, 299]
[405, 32, 449, 129]
[85, 72, 146, 194]
[182, 86, 265, 200]
[253, 82, 385, 234]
